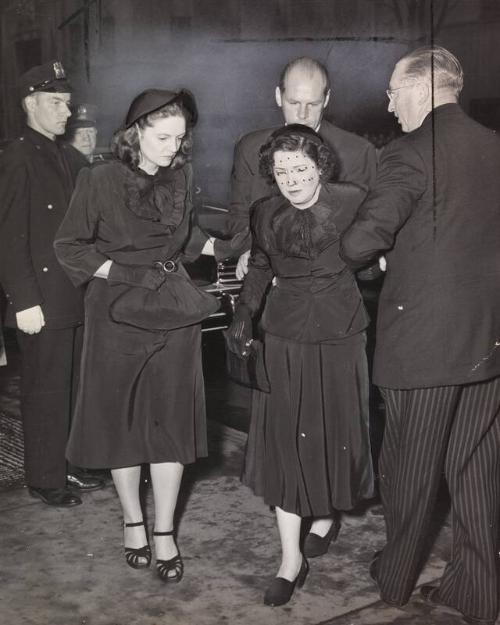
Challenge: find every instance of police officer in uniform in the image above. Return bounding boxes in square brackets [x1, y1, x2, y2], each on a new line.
[0, 60, 103, 506]
[65, 103, 103, 163]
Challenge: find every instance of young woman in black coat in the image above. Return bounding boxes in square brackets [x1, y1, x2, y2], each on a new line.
[55, 89, 216, 583]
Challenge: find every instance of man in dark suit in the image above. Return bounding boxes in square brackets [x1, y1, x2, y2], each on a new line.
[0, 61, 103, 506]
[341, 46, 500, 625]
[225, 56, 377, 278]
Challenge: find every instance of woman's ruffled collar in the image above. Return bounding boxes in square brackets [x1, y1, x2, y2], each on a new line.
[270, 186, 340, 259]
[123, 164, 186, 231]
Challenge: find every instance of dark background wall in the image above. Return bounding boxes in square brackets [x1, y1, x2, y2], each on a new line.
[1, 0, 500, 205]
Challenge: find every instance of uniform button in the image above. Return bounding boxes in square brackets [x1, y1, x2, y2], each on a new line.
[19, 137, 24, 141]
[47, 204, 53, 210]
[397, 305, 404, 311]
[300, 432, 306, 438]
[42, 267, 48, 272]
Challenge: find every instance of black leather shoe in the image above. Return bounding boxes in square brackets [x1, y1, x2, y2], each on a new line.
[303, 519, 341, 558]
[67, 472, 105, 491]
[421, 585, 495, 625]
[28, 486, 82, 507]
[264, 557, 309, 607]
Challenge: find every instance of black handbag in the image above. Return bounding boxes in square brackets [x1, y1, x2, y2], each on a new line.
[222, 334, 271, 393]
[110, 268, 220, 331]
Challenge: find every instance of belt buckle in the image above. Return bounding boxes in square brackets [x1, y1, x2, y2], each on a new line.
[154, 260, 177, 273]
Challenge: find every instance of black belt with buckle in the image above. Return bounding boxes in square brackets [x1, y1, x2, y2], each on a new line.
[154, 260, 178, 273]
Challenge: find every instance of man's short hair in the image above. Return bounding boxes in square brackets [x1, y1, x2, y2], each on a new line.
[278, 57, 330, 96]
[401, 46, 463, 97]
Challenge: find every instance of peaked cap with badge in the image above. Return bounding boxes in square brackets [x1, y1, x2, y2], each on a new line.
[18, 60, 72, 99]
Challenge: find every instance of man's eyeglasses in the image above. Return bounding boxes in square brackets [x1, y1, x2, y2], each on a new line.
[386, 81, 421, 101]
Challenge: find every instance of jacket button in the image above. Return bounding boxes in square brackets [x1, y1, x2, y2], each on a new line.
[397, 305, 404, 311]
[42, 267, 48, 272]
[47, 204, 53, 210]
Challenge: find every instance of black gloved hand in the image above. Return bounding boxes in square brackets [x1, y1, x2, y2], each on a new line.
[224, 304, 253, 358]
[107, 262, 167, 290]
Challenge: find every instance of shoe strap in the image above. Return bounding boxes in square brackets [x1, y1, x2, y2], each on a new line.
[125, 521, 145, 528]
[153, 530, 174, 536]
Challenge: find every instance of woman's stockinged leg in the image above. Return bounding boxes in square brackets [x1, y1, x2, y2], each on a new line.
[309, 515, 334, 537]
[150, 461, 184, 561]
[112, 465, 148, 563]
[275, 506, 303, 580]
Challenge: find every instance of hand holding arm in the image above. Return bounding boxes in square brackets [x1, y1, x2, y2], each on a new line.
[341, 140, 427, 268]
[235, 250, 251, 280]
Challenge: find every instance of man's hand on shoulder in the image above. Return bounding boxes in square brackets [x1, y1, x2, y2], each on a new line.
[236, 250, 251, 280]
[16, 305, 45, 334]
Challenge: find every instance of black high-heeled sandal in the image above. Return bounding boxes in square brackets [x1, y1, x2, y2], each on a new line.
[153, 530, 184, 583]
[263, 556, 309, 606]
[124, 521, 151, 569]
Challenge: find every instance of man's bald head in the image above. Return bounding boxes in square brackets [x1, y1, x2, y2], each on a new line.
[276, 57, 331, 130]
[278, 57, 330, 97]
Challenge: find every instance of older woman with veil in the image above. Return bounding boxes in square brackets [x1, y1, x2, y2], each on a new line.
[226, 124, 374, 606]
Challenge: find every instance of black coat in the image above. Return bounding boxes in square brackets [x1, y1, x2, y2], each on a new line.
[341, 104, 500, 388]
[53, 160, 208, 468]
[239, 183, 369, 343]
[0, 127, 87, 328]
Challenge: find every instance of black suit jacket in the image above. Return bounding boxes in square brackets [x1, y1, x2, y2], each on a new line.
[227, 119, 377, 238]
[341, 104, 500, 388]
[0, 127, 87, 329]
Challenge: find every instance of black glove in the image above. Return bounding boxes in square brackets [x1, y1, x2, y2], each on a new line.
[107, 262, 167, 290]
[224, 304, 253, 358]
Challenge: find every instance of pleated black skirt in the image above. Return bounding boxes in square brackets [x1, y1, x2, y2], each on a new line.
[242, 331, 374, 516]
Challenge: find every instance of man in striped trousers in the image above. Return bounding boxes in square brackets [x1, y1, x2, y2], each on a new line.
[341, 46, 500, 625]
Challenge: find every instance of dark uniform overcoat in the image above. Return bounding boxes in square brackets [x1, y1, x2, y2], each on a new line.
[0, 126, 87, 488]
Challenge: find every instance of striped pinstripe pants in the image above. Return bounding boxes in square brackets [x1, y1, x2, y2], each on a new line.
[377, 377, 500, 622]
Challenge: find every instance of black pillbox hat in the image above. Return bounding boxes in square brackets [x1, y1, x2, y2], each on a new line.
[125, 89, 198, 127]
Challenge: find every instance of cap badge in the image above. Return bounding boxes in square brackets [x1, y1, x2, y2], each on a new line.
[53, 62, 66, 79]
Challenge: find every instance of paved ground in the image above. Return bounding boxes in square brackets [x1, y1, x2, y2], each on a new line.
[0, 330, 498, 625]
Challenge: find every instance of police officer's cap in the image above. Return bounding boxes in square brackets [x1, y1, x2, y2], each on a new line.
[18, 60, 72, 99]
[67, 103, 98, 130]
[125, 89, 198, 128]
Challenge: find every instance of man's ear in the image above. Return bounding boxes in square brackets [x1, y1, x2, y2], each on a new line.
[275, 86, 283, 108]
[417, 81, 431, 106]
[24, 94, 36, 113]
[323, 89, 331, 109]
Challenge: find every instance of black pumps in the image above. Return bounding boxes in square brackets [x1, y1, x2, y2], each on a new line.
[264, 557, 309, 606]
[303, 518, 341, 558]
